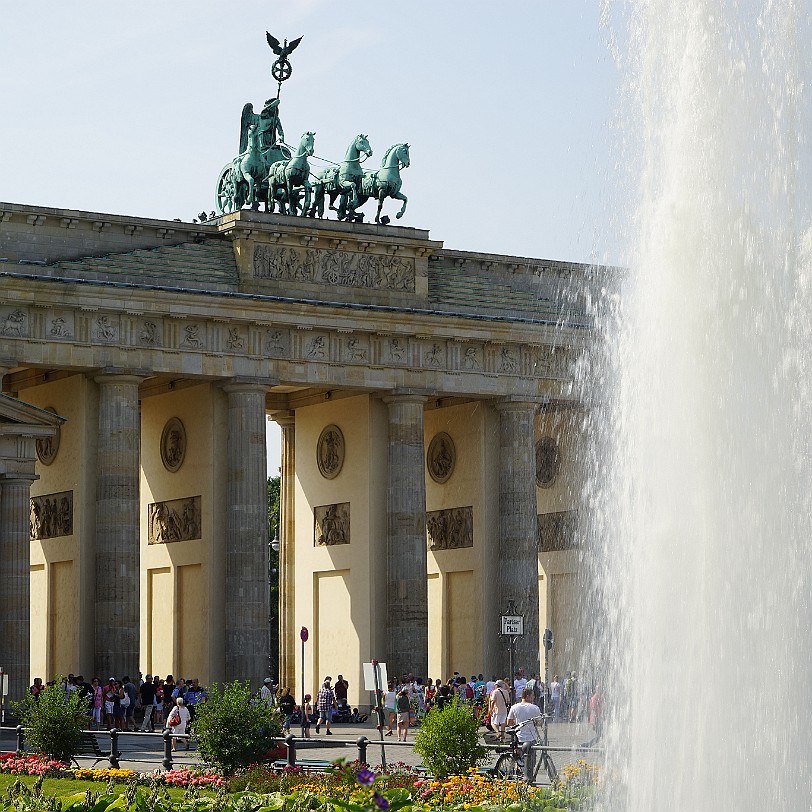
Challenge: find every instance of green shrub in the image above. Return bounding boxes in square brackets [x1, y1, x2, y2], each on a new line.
[192, 681, 281, 774]
[413, 697, 487, 778]
[16, 678, 89, 764]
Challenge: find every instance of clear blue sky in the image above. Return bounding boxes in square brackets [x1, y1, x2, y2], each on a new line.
[0, 0, 619, 264]
[0, 0, 621, 470]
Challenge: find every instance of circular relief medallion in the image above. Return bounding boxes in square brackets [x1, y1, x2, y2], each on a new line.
[35, 407, 60, 466]
[160, 417, 187, 473]
[535, 436, 560, 488]
[427, 432, 456, 484]
[317, 424, 345, 480]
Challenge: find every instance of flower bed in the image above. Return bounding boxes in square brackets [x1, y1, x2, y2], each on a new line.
[0, 753, 67, 776]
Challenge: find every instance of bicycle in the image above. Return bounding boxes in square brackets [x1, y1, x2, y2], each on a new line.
[491, 715, 558, 786]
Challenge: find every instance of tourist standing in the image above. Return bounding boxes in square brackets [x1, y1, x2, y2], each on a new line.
[139, 675, 156, 731]
[301, 694, 313, 738]
[260, 678, 275, 707]
[396, 688, 411, 740]
[315, 678, 336, 735]
[488, 679, 510, 740]
[550, 675, 562, 720]
[277, 687, 295, 732]
[334, 675, 349, 704]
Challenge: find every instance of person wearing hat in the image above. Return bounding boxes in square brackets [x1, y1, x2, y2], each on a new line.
[488, 679, 511, 741]
[260, 677, 275, 708]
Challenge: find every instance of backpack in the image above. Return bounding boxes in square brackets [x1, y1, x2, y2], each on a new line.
[464, 684, 474, 700]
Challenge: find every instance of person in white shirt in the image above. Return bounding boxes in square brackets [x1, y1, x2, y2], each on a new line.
[507, 686, 540, 782]
[260, 677, 275, 707]
[513, 668, 528, 703]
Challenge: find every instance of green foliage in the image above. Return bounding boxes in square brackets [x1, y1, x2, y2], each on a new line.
[192, 681, 281, 775]
[412, 698, 488, 778]
[16, 678, 89, 764]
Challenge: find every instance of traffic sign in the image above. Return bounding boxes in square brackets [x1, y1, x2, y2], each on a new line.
[300, 626, 309, 642]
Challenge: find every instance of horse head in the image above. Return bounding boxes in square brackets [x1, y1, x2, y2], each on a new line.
[396, 143, 410, 169]
[301, 131, 316, 157]
[355, 134, 372, 158]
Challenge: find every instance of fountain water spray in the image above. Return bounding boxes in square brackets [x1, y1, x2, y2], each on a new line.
[584, 2, 812, 808]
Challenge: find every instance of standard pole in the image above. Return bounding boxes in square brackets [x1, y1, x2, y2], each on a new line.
[301, 637, 305, 737]
[373, 662, 386, 768]
[508, 638, 515, 702]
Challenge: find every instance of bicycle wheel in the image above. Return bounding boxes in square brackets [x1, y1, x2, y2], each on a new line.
[541, 752, 558, 786]
[493, 753, 521, 781]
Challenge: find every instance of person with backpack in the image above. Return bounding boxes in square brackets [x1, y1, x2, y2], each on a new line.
[488, 679, 511, 741]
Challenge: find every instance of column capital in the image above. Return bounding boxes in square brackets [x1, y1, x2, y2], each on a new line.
[0, 473, 38, 487]
[220, 377, 274, 395]
[94, 367, 151, 385]
[493, 397, 544, 414]
[268, 410, 295, 429]
[382, 391, 428, 407]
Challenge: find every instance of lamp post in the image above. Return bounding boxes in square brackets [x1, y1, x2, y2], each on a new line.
[268, 512, 280, 678]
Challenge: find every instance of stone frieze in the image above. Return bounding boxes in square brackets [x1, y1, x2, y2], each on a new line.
[30, 491, 73, 540]
[426, 506, 473, 551]
[537, 510, 578, 553]
[148, 495, 201, 544]
[314, 502, 350, 546]
[253, 243, 415, 292]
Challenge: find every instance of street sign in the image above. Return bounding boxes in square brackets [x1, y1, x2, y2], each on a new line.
[363, 661, 388, 691]
[501, 615, 524, 636]
[300, 626, 309, 642]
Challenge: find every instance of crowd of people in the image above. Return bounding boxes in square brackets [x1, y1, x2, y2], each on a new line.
[29, 673, 209, 751]
[29, 665, 601, 752]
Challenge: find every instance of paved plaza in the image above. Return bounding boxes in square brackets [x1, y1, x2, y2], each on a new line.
[0, 720, 601, 784]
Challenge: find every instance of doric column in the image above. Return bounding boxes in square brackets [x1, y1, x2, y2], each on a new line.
[94, 372, 144, 679]
[0, 474, 37, 703]
[271, 411, 296, 690]
[223, 381, 269, 686]
[383, 393, 428, 678]
[495, 399, 540, 678]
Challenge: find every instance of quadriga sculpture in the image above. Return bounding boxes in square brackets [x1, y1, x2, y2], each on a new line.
[358, 143, 410, 224]
[309, 134, 372, 222]
[267, 131, 315, 216]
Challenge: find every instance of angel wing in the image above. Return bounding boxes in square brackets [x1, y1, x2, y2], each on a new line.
[239, 103, 256, 154]
[266, 31, 282, 55]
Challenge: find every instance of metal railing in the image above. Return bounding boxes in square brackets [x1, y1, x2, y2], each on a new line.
[14, 726, 191, 771]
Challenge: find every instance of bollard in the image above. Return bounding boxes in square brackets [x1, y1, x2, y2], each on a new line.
[15, 725, 24, 754]
[357, 736, 369, 766]
[162, 730, 174, 771]
[284, 733, 296, 767]
[108, 729, 120, 768]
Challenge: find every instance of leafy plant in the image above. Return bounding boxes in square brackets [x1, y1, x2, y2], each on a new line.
[16, 678, 89, 764]
[412, 698, 487, 778]
[192, 681, 281, 774]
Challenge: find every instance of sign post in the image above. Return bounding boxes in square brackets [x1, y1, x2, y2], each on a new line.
[500, 601, 524, 700]
[300, 627, 309, 736]
[363, 660, 388, 767]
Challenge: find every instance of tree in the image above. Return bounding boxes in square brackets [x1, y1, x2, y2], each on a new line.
[193, 680, 282, 774]
[17, 679, 89, 764]
[413, 697, 488, 778]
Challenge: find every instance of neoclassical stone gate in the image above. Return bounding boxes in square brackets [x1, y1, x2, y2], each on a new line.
[0, 202, 597, 705]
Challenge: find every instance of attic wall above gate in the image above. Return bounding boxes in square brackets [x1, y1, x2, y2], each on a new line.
[0, 202, 605, 404]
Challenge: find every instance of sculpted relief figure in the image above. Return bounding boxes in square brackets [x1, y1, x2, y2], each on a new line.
[30, 492, 73, 540]
[149, 496, 201, 544]
[317, 425, 345, 479]
[1, 309, 26, 336]
[315, 503, 350, 546]
[426, 506, 473, 551]
[427, 432, 456, 484]
[161, 418, 187, 473]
